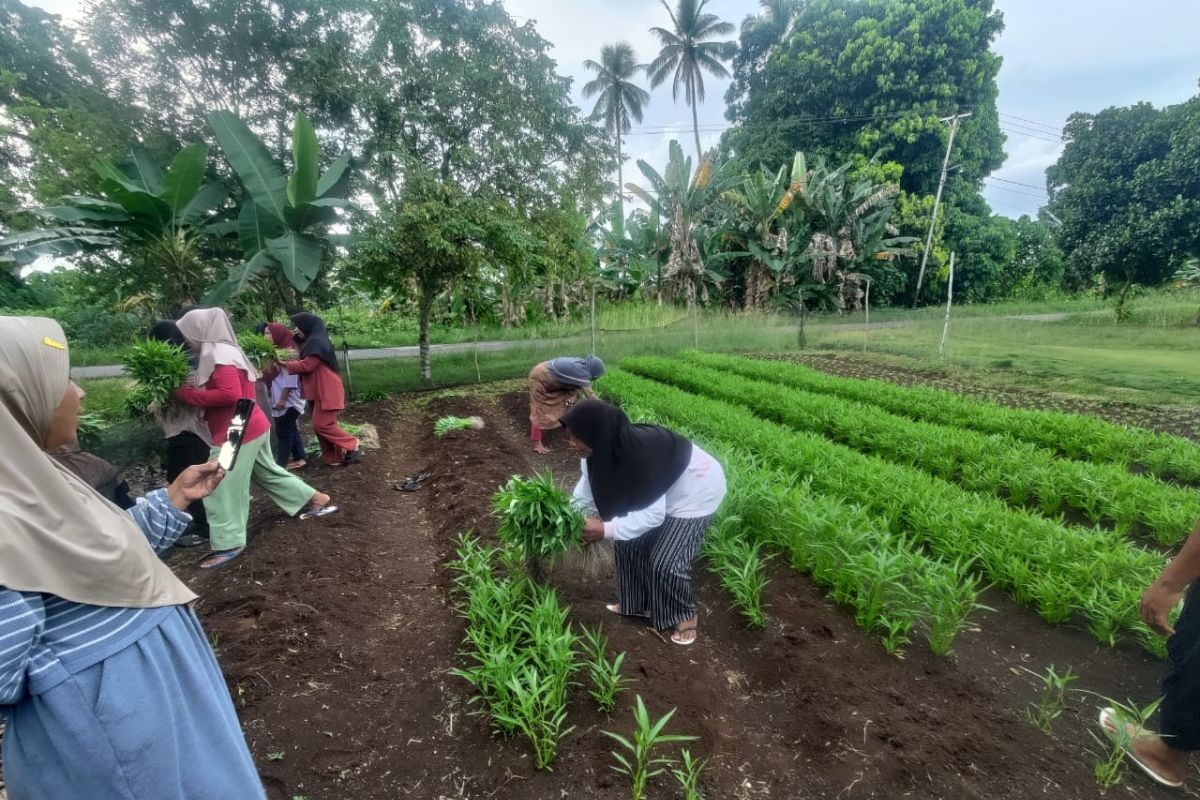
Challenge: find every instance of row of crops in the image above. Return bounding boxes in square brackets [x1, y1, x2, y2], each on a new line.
[597, 354, 1200, 658]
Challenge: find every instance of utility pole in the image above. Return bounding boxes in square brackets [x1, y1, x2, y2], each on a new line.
[912, 111, 971, 306]
[939, 251, 956, 358]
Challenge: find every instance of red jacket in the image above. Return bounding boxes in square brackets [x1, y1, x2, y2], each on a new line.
[175, 364, 271, 445]
[282, 356, 345, 411]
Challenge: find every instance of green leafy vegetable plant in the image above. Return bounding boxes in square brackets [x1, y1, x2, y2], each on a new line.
[122, 338, 190, 415]
[603, 695, 698, 800]
[435, 416, 479, 437]
[1022, 665, 1078, 735]
[580, 625, 631, 713]
[493, 473, 585, 563]
[703, 515, 770, 628]
[237, 332, 279, 371]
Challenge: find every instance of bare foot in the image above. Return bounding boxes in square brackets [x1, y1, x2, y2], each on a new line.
[533, 443, 550, 455]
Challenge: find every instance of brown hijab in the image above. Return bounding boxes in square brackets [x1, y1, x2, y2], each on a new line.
[0, 317, 195, 607]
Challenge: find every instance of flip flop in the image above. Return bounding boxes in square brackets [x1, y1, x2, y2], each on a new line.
[300, 504, 340, 520]
[200, 548, 244, 569]
[1098, 707, 1185, 788]
[393, 471, 431, 492]
[671, 620, 699, 647]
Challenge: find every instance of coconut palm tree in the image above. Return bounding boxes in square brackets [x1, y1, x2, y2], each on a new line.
[647, 0, 736, 161]
[583, 42, 651, 237]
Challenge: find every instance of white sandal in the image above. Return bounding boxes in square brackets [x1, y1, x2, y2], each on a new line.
[1098, 707, 1185, 788]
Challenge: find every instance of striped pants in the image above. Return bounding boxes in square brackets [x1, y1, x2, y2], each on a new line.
[614, 515, 714, 632]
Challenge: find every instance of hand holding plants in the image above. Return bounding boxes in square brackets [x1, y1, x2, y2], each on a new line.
[582, 518, 605, 544]
[1140, 579, 1183, 636]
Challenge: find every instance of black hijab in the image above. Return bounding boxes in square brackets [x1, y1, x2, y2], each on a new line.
[290, 312, 339, 372]
[148, 319, 186, 349]
[560, 399, 693, 521]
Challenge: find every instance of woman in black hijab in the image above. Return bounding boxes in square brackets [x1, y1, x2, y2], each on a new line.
[561, 400, 726, 646]
[148, 320, 211, 546]
[279, 313, 361, 466]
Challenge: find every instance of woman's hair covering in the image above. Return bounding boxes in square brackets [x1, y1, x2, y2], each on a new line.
[559, 399, 692, 521]
[176, 307, 259, 384]
[290, 312, 339, 372]
[0, 316, 195, 607]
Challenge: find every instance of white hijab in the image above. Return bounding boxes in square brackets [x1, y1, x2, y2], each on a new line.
[176, 307, 258, 385]
[0, 316, 196, 607]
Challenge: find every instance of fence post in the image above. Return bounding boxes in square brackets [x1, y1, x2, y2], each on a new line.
[863, 277, 872, 353]
[939, 251, 955, 358]
[590, 283, 597, 356]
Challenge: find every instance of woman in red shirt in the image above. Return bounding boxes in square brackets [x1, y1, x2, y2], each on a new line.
[281, 313, 361, 467]
[174, 308, 338, 569]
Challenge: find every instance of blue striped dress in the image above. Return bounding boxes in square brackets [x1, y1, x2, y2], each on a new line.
[0, 490, 266, 800]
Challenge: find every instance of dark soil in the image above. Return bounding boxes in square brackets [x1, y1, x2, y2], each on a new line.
[157, 390, 1191, 800]
[761, 351, 1200, 442]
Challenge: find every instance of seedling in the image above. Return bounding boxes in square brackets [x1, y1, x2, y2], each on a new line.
[704, 517, 770, 628]
[267, 751, 285, 762]
[603, 695, 698, 800]
[672, 749, 706, 800]
[580, 625, 632, 712]
[1021, 665, 1078, 735]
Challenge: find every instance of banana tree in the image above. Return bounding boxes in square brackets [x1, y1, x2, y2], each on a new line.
[782, 155, 916, 312]
[626, 139, 728, 305]
[206, 110, 352, 304]
[1175, 257, 1200, 325]
[0, 144, 229, 309]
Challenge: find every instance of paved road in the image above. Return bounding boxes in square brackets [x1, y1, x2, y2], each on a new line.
[67, 313, 1073, 380]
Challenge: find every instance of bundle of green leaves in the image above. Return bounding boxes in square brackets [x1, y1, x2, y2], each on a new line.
[238, 332, 279, 372]
[122, 339, 190, 415]
[493, 473, 584, 562]
[435, 416, 483, 437]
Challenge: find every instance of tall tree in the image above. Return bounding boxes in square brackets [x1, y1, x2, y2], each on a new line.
[1046, 94, 1200, 317]
[582, 42, 650, 236]
[647, 0, 736, 161]
[724, 0, 1005, 197]
[725, 0, 800, 121]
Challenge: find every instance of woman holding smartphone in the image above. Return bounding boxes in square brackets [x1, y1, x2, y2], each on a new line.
[173, 308, 337, 569]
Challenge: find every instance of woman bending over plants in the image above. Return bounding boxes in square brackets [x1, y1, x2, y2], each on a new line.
[561, 400, 726, 646]
[528, 355, 605, 454]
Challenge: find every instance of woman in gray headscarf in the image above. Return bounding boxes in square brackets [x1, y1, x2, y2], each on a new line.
[0, 316, 268, 799]
[527, 355, 606, 454]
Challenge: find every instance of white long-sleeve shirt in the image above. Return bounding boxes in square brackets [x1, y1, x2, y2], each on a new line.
[572, 444, 727, 541]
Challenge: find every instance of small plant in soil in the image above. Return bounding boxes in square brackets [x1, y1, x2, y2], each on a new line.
[237, 332, 279, 371]
[672, 749, 707, 800]
[493, 472, 584, 563]
[122, 338, 190, 415]
[603, 694, 698, 800]
[1088, 696, 1164, 789]
[1021, 664, 1077, 735]
[580, 625, 632, 713]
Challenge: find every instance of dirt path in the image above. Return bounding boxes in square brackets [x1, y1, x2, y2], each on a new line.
[159, 389, 1188, 800]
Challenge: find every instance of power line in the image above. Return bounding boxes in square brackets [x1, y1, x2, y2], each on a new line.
[999, 111, 1061, 133]
[983, 182, 1046, 200]
[987, 175, 1046, 191]
[999, 126, 1062, 145]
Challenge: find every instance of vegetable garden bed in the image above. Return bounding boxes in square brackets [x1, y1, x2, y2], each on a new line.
[149, 378, 1190, 799]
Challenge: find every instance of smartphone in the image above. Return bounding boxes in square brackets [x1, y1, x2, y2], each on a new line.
[217, 398, 255, 472]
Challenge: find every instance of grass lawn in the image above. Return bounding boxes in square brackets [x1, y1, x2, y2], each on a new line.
[808, 310, 1200, 405]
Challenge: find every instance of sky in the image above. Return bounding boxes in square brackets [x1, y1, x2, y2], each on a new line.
[27, 0, 1200, 219]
